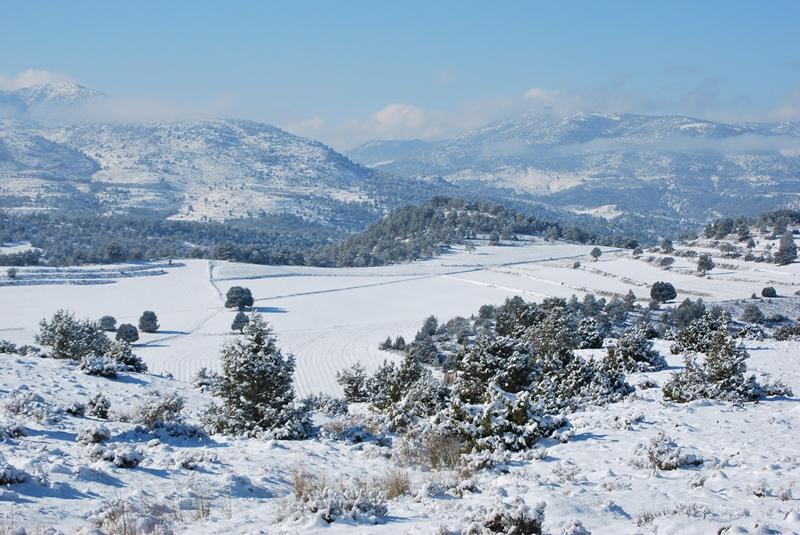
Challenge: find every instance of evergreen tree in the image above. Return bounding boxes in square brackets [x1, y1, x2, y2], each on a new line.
[99, 315, 117, 332]
[116, 323, 139, 344]
[454, 336, 533, 403]
[775, 230, 797, 265]
[590, 247, 602, 261]
[379, 336, 393, 350]
[392, 335, 406, 350]
[36, 309, 110, 360]
[204, 314, 305, 437]
[607, 324, 666, 372]
[660, 238, 674, 253]
[696, 254, 715, 275]
[336, 362, 369, 402]
[138, 310, 159, 333]
[650, 281, 677, 303]
[225, 286, 254, 310]
[231, 311, 249, 333]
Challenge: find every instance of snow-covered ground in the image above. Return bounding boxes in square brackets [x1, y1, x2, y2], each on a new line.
[1, 240, 799, 533]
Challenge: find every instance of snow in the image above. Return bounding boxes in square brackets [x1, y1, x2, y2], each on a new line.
[1, 240, 800, 532]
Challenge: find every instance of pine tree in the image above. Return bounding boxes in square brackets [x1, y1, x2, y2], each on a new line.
[336, 362, 369, 402]
[204, 314, 304, 436]
[454, 336, 533, 403]
[36, 309, 110, 360]
[607, 324, 666, 372]
[379, 336, 393, 350]
[393, 335, 406, 350]
[775, 231, 797, 265]
[696, 254, 715, 275]
[231, 311, 249, 333]
[590, 247, 602, 261]
[138, 310, 159, 333]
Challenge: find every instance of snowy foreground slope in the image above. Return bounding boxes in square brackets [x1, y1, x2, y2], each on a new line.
[1, 240, 800, 533]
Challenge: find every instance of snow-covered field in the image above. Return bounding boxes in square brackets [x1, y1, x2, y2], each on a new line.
[1, 240, 799, 533]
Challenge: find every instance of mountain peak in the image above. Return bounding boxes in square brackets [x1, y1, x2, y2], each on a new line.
[13, 82, 105, 108]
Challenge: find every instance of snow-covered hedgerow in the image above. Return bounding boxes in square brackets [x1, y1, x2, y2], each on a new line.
[633, 432, 703, 471]
[463, 497, 546, 535]
[279, 470, 388, 525]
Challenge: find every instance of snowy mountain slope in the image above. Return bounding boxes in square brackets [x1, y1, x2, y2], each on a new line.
[347, 110, 800, 220]
[0, 84, 445, 224]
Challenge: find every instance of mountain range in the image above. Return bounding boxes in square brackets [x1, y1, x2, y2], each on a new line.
[347, 110, 800, 221]
[2, 82, 800, 232]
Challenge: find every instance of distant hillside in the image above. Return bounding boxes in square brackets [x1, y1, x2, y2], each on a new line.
[0, 83, 448, 228]
[347, 110, 800, 221]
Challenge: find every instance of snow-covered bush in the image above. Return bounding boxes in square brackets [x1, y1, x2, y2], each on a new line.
[669, 312, 724, 354]
[432, 386, 571, 453]
[397, 428, 463, 469]
[774, 322, 800, 341]
[386, 369, 448, 430]
[192, 366, 221, 393]
[740, 304, 766, 324]
[281, 470, 388, 524]
[136, 390, 185, 430]
[105, 340, 147, 373]
[202, 314, 309, 438]
[301, 393, 348, 416]
[87, 393, 111, 419]
[0, 420, 25, 442]
[63, 401, 86, 417]
[336, 362, 370, 402]
[86, 443, 143, 468]
[35, 309, 110, 360]
[664, 322, 792, 403]
[80, 354, 118, 378]
[633, 432, 703, 471]
[0, 462, 28, 485]
[464, 497, 545, 535]
[606, 324, 666, 372]
[3, 390, 61, 423]
[320, 414, 389, 444]
[77, 424, 111, 444]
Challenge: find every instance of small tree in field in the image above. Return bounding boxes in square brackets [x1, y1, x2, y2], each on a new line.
[231, 311, 249, 333]
[116, 324, 139, 344]
[590, 247, 602, 261]
[7, 267, 18, 279]
[650, 281, 677, 304]
[99, 315, 117, 332]
[775, 231, 797, 265]
[225, 286, 254, 310]
[138, 311, 159, 333]
[697, 254, 715, 275]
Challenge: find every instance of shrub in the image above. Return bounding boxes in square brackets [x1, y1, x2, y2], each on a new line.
[77, 424, 111, 444]
[105, 340, 147, 373]
[36, 309, 110, 360]
[6, 267, 18, 279]
[86, 444, 143, 468]
[774, 322, 800, 341]
[464, 497, 545, 535]
[761, 286, 777, 298]
[282, 470, 388, 524]
[99, 315, 117, 332]
[193, 367, 221, 393]
[138, 311, 159, 333]
[301, 393, 348, 417]
[633, 433, 703, 471]
[383, 469, 411, 499]
[740, 304, 765, 324]
[88, 393, 111, 419]
[0, 463, 28, 485]
[4, 391, 61, 423]
[80, 355, 119, 378]
[137, 390, 184, 430]
[116, 323, 139, 343]
[607, 324, 666, 372]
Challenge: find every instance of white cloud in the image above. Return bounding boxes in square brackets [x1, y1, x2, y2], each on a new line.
[0, 69, 75, 91]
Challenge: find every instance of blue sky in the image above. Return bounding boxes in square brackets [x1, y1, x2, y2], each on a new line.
[1, 0, 799, 148]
